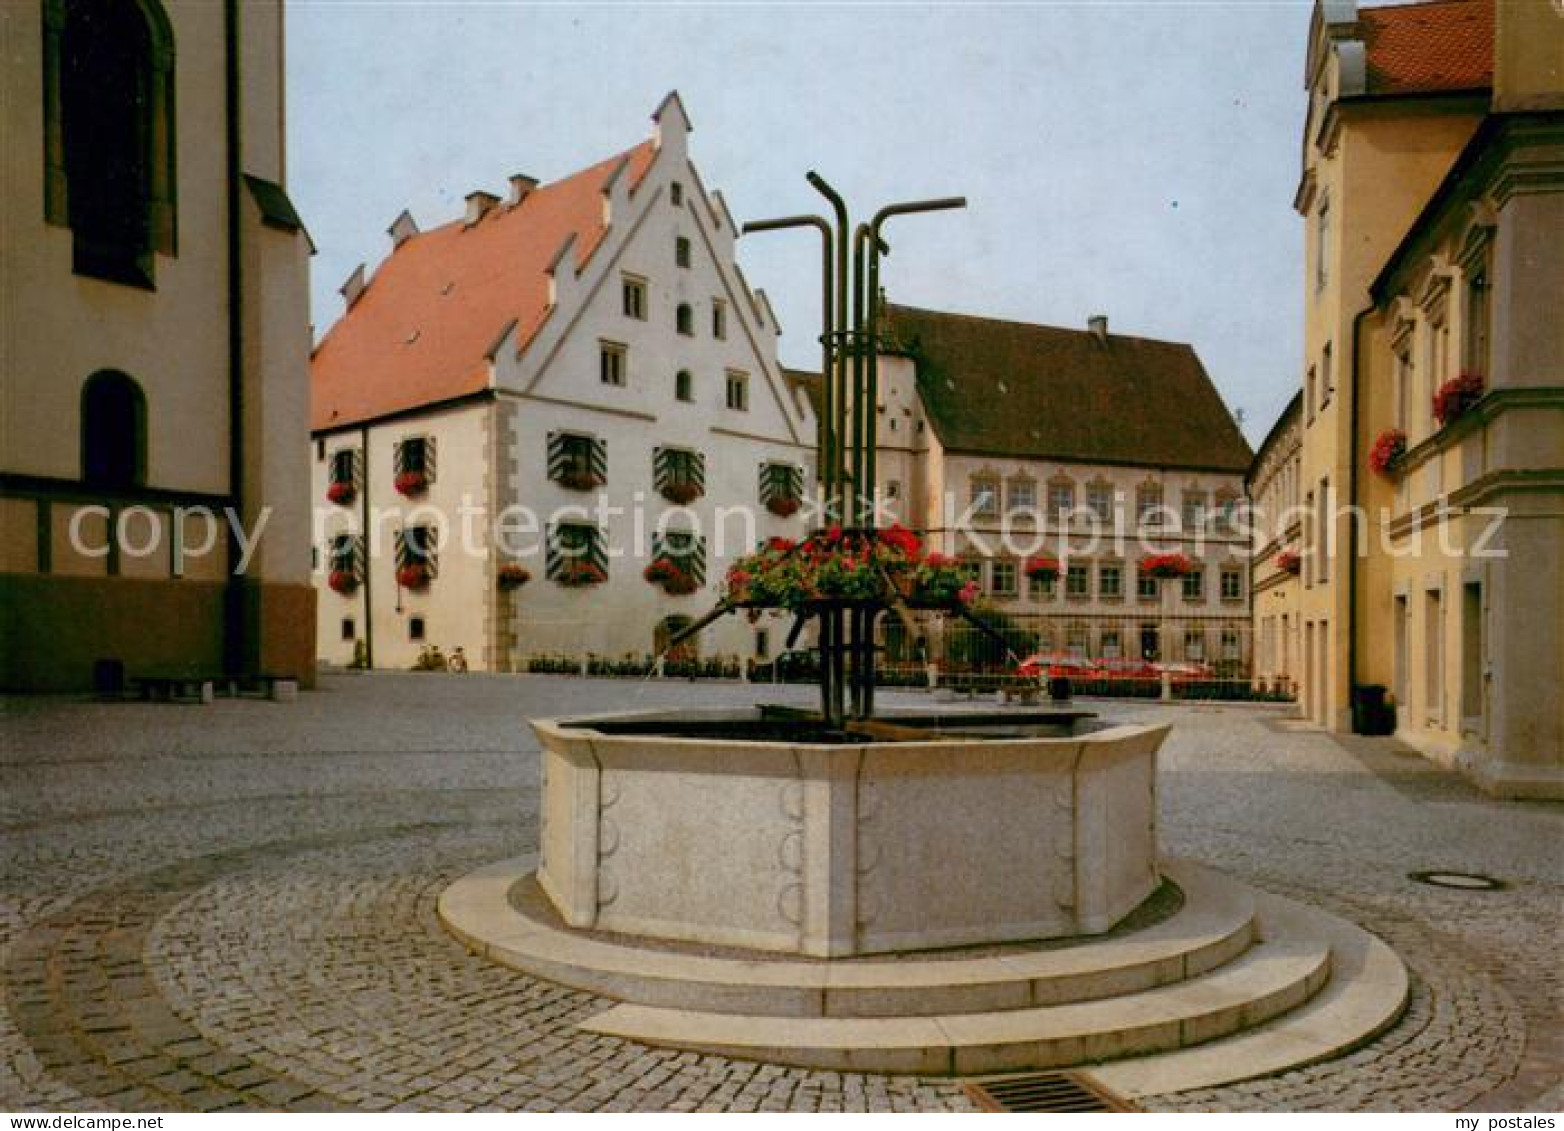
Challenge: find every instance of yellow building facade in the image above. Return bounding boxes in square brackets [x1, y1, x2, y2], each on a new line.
[0, 0, 316, 689]
[1291, 0, 1564, 797]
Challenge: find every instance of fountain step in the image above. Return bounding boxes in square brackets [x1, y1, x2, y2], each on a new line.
[439, 858, 1257, 1019]
[1081, 892, 1409, 1098]
[577, 921, 1332, 1075]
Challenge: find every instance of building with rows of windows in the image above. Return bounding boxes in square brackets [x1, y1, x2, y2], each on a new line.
[1284, 0, 1562, 797]
[309, 94, 816, 671]
[1, 0, 316, 690]
[1247, 391, 1303, 695]
[837, 305, 1255, 676]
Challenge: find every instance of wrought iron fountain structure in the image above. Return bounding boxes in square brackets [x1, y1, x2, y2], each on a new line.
[667, 173, 984, 730]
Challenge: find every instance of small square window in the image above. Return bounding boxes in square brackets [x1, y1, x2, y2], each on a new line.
[409, 616, 426, 641]
[990, 560, 1017, 597]
[600, 343, 626, 387]
[725, 370, 749, 411]
[622, 276, 646, 320]
[675, 236, 691, 268]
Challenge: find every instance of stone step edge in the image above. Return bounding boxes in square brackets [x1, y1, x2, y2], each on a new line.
[1081, 891, 1410, 1099]
[576, 930, 1332, 1076]
[438, 856, 1258, 1019]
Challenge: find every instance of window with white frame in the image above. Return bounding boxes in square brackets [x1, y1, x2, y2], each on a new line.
[1007, 477, 1036, 513]
[969, 475, 999, 518]
[622, 275, 647, 320]
[599, 342, 627, 387]
[990, 560, 1017, 598]
[1048, 478, 1075, 523]
[725, 370, 749, 411]
[1086, 481, 1114, 522]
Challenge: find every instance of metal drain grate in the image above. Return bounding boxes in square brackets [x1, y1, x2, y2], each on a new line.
[964, 1072, 1137, 1113]
[1409, 870, 1507, 891]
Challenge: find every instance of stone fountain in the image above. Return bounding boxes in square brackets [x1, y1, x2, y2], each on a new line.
[439, 175, 1409, 1092]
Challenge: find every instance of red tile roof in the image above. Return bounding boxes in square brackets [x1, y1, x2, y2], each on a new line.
[1360, 0, 1493, 95]
[311, 141, 656, 432]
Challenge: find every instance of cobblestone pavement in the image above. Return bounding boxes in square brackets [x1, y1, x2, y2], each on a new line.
[1, 673, 1559, 1112]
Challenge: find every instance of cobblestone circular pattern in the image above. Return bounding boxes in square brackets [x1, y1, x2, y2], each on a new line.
[2, 676, 1559, 1111]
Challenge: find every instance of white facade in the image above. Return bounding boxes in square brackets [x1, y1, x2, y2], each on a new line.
[311, 96, 815, 671]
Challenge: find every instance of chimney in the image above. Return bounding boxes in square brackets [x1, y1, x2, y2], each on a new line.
[1088, 314, 1109, 344]
[339, 263, 367, 310]
[464, 190, 500, 226]
[508, 174, 539, 207]
[387, 209, 419, 249]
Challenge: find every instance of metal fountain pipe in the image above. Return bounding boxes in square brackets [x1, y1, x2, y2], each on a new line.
[869, 194, 963, 525]
[740, 215, 835, 500]
[852, 224, 871, 528]
[806, 173, 851, 523]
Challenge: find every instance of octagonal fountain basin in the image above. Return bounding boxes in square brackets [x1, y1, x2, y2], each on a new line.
[533, 709, 1169, 958]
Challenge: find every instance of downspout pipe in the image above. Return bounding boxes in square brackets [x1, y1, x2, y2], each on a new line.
[223, 0, 246, 678]
[359, 424, 373, 669]
[1347, 303, 1374, 721]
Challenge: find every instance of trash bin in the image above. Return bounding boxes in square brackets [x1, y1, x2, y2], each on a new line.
[1351, 684, 1394, 735]
[93, 658, 125, 699]
[1048, 675, 1072, 703]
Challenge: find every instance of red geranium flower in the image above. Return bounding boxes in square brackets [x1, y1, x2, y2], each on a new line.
[766, 495, 801, 518]
[1023, 556, 1061, 579]
[1140, 553, 1194, 579]
[1433, 372, 1484, 426]
[327, 480, 355, 506]
[1368, 429, 1407, 477]
[327, 569, 358, 595]
[397, 563, 430, 590]
[395, 470, 427, 497]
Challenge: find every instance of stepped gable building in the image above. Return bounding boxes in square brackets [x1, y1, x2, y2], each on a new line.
[1, 0, 316, 690]
[309, 94, 816, 671]
[1290, 0, 1563, 797]
[793, 305, 1255, 671]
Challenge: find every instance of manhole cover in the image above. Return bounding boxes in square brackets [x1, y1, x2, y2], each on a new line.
[964, 1072, 1136, 1113]
[1408, 870, 1507, 891]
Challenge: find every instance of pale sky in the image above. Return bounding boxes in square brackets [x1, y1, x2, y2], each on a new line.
[287, 2, 1312, 446]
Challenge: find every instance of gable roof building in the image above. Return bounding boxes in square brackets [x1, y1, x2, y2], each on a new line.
[309, 94, 814, 672]
[882, 305, 1252, 473]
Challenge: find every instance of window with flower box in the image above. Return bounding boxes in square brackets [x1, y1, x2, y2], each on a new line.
[646, 529, 706, 595]
[1029, 568, 1056, 599]
[327, 533, 364, 594]
[548, 432, 606, 491]
[393, 436, 435, 495]
[327, 448, 361, 506]
[759, 461, 803, 517]
[395, 524, 437, 588]
[654, 446, 705, 504]
[547, 522, 607, 587]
